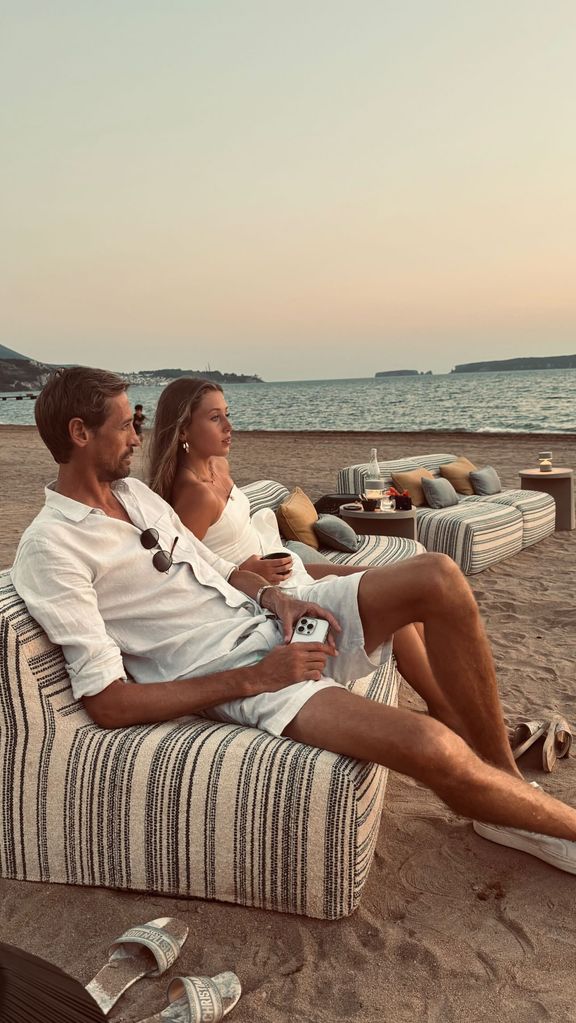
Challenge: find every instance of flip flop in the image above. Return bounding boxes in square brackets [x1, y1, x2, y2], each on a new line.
[137, 971, 242, 1022]
[542, 715, 573, 773]
[85, 917, 189, 1015]
[510, 719, 548, 760]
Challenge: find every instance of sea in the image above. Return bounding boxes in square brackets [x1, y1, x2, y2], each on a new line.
[1, 369, 576, 433]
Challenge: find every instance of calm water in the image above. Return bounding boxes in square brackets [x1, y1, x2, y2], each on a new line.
[2, 370, 576, 433]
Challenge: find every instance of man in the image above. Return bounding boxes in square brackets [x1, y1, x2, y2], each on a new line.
[11, 367, 576, 874]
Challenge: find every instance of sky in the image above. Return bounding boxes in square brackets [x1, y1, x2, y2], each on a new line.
[1, 1, 575, 381]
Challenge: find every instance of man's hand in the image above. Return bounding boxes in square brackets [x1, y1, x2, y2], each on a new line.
[261, 588, 341, 646]
[249, 641, 334, 693]
[239, 553, 293, 583]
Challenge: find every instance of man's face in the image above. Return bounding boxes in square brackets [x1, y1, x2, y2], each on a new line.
[88, 393, 140, 481]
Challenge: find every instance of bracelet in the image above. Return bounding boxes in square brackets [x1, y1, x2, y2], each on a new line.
[255, 585, 274, 607]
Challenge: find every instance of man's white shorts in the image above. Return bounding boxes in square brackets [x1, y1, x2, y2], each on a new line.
[207, 572, 392, 736]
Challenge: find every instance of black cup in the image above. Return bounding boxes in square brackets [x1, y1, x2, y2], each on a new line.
[361, 498, 378, 512]
[261, 551, 289, 560]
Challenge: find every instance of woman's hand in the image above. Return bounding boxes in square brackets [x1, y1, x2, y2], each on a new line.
[239, 553, 293, 583]
[260, 589, 341, 647]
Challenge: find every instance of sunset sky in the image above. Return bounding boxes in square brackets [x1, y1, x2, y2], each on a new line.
[2, 2, 575, 380]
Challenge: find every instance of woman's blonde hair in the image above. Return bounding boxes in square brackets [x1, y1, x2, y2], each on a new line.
[148, 377, 223, 502]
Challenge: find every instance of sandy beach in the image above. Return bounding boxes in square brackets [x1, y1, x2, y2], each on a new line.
[2, 425, 576, 1023]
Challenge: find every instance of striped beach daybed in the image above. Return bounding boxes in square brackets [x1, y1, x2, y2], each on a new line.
[0, 480, 423, 919]
[337, 454, 556, 574]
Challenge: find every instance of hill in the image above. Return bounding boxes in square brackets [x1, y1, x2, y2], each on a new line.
[0, 346, 55, 392]
[134, 368, 262, 384]
[453, 355, 576, 373]
[0, 346, 263, 391]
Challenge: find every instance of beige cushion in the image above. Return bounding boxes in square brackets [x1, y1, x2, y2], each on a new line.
[391, 468, 434, 507]
[276, 487, 320, 548]
[439, 456, 477, 495]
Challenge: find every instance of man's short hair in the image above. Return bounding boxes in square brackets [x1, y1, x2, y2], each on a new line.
[35, 366, 128, 464]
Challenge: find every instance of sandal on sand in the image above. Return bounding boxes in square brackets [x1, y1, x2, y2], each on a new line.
[511, 719, 548, 760]
[85, 917, 189, 1015]
[137, 972, 242, 1022]
[542, 715, 573, 773]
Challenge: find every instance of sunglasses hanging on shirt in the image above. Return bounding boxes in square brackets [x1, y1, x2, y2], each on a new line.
[140, 528, 179, 573]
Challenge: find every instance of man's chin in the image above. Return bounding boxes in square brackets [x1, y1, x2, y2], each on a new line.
[99, 464, 131, 483]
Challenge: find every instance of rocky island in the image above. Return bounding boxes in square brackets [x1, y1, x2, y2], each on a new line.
[375, 369, 421, 377]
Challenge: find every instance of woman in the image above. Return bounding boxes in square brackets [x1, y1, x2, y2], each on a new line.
[148, 377, 310, 585]
[148, 378, 456, 729]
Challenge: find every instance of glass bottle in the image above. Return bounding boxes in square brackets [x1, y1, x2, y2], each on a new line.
[368, 448, 380, 479]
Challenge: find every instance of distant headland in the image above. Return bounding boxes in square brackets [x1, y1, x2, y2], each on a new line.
[452, 355, 576, 373]
[125, 368, 262, 385]
[0, 345, 262, 392]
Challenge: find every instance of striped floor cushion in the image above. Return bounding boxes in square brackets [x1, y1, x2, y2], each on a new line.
[318, 533, 425, 566]
[416, 502, 523, 574]
[462, 491, 556, 548]
[0, 565, 400, 919]
[242, 479, 291, 514]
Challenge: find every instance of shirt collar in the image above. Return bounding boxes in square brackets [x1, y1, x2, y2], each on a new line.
[44, 479, 131, 522]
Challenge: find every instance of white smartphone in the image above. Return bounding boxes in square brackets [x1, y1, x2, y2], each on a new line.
[290, 616, 330, 644]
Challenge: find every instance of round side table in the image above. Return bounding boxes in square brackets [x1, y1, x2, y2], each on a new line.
[339, 508, 418, 540]
[518, 468, 575, 530]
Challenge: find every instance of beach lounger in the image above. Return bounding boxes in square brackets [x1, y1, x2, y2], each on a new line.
[0, 480, 423, 920]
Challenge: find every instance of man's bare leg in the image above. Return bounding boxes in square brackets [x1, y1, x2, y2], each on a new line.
[356, 553, 520, 776]
[393, 623, 466, 736]
[283, 688, 576, 840]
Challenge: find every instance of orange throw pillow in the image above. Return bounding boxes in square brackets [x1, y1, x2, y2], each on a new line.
[391, 468, 434, 507]
[439, 457, 477, 495]
[276, 488, 320, 549]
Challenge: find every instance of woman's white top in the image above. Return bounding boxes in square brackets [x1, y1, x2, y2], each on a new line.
[203, 485, 314, 588]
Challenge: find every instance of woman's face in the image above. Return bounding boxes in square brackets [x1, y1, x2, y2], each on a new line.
[181, 390, 232, 458]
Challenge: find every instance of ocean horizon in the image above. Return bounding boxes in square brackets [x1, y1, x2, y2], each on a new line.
[1, 369, 576, 433]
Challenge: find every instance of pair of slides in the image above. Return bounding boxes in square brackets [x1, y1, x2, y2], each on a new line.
[511, 715, 572, 773]
[0, 918, 241, 1022]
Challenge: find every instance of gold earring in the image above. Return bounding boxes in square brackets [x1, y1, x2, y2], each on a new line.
[182, 440, 190, 454]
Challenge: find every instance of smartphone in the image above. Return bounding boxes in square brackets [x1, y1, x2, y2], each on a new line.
[290, 616, 330, 644]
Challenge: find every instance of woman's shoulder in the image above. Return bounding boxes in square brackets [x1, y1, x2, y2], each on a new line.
[172, 474, 221, 517]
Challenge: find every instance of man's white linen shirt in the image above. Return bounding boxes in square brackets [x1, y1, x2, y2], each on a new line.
[11, 478, 269, 700]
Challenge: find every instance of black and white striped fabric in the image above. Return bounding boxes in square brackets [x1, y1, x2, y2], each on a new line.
[336, 455, 555, 573]
[0, 480, 419, 918]
[463, 491, 555, 548]
[242, 479, 426, 566]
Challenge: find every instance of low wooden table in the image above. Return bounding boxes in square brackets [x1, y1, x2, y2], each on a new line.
[518, 468, 575, 530]
[340, 507, 418, 540]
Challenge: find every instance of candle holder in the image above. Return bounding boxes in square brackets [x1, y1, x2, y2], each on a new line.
[538, 451, 553, 472]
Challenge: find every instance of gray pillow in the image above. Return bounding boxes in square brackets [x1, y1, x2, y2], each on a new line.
[283, 540, 333, 564]
[469, 466, 502, 496]
[421, 476, 459, 509]
[312, 513, 361, 553]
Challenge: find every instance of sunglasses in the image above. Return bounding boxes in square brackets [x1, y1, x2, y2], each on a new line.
[140, 528, 179, 573]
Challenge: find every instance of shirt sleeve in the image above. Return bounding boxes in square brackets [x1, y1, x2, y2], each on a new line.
[11, 538, 126, 700]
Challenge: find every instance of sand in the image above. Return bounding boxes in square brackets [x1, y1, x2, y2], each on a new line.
[1, 425, 576, 1022]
